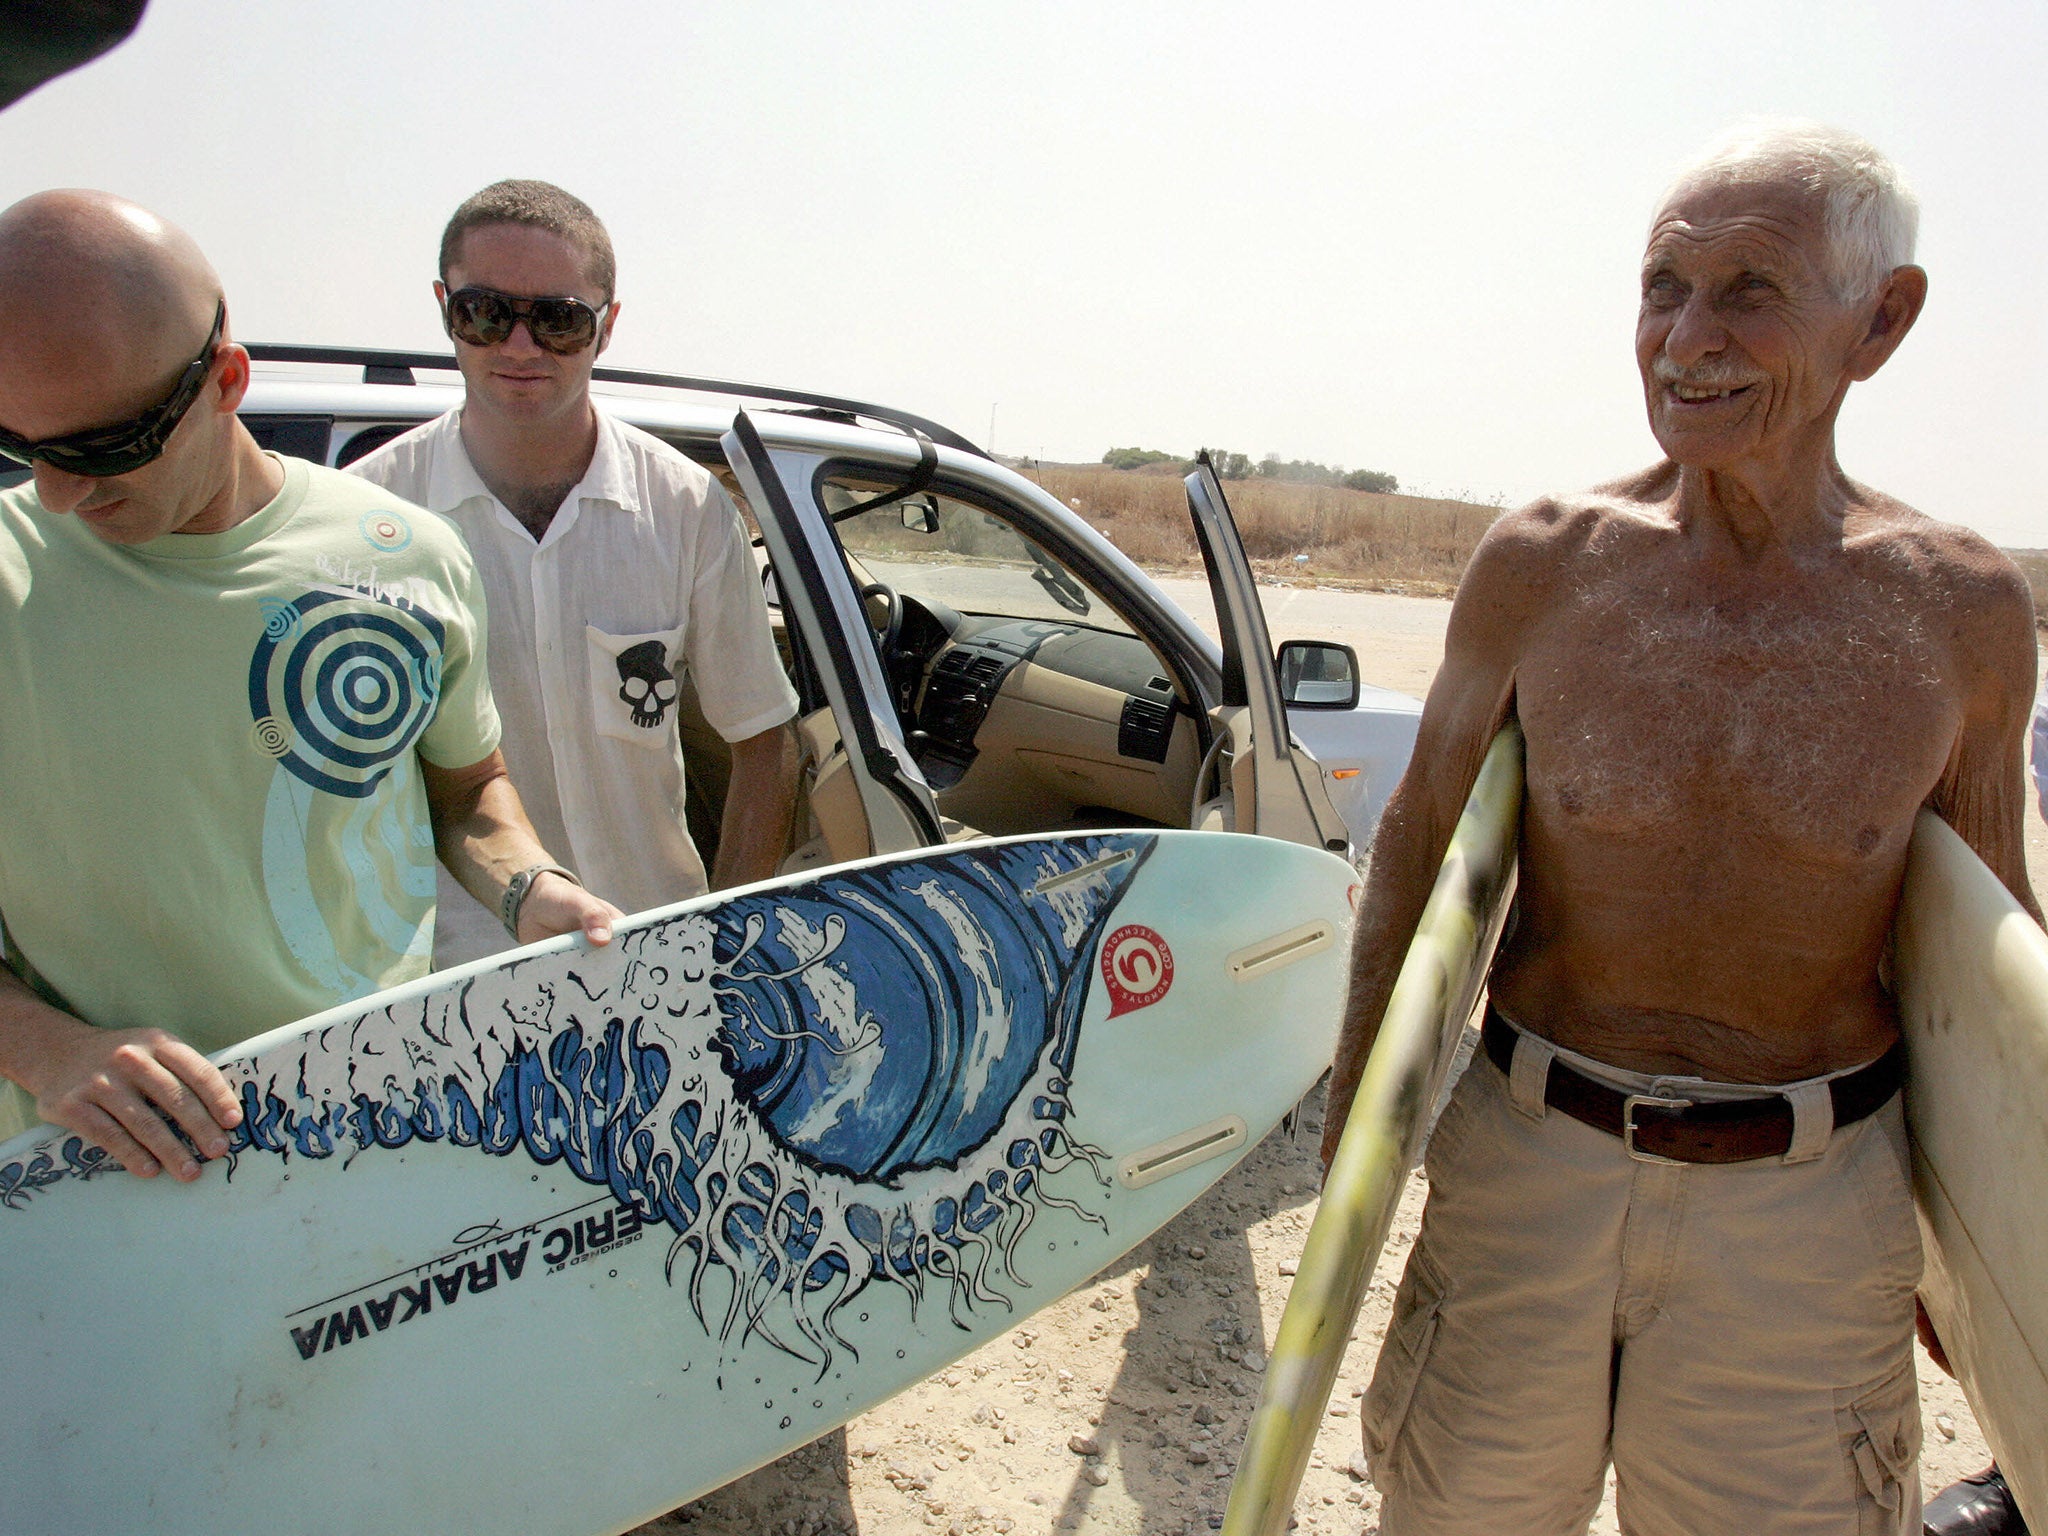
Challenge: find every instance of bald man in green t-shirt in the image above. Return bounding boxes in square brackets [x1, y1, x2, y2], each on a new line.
[0, 190, 624, 1181]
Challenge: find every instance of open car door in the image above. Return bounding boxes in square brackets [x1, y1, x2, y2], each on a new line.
[722, 410, 945, 859]
[1184, 458, 1353, 854]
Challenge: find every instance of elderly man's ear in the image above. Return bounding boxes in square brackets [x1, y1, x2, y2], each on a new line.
[1847, 265, 1928, 382]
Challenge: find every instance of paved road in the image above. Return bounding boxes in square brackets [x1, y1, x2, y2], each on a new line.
[1150, 577, 1449, 702]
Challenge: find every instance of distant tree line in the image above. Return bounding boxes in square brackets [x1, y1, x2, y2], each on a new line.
[1106, 446, 1396, 493]
[1259, 455, 1399, 494]
[1100, 447, 1183, 471]
[1343, 468, 1399, 493]
[1195, 449, 1255, 480]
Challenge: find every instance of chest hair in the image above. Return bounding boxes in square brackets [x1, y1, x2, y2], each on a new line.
[1524, 583, 1950, 850]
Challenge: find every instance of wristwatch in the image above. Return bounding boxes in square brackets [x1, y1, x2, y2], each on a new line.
[501, 862, 582, 938]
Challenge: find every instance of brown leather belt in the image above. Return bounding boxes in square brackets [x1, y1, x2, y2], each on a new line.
[1480, 1006, 1904, 1165]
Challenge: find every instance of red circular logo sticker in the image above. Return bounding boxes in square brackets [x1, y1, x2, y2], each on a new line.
[1101, 924, 1174, 1018]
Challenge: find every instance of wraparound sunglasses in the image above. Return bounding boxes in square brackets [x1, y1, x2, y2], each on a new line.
[442, 286, 612, 355]
[0, 300, 225, 478]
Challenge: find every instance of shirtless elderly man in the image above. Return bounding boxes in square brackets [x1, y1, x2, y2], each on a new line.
[1322, 124, 2041, 1534]
[0, 191, 621, 1176]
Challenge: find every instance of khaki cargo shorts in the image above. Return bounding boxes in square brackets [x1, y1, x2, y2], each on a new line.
[1363, 1027, 1922, 1536]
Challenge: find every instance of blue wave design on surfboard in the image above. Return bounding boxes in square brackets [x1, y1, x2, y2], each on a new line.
[0, 834, 1154, 1372]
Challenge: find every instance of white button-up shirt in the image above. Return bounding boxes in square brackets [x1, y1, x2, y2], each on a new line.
[350, 407, 798, 964]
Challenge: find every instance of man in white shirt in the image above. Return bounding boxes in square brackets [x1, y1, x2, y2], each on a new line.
[351, 180, 800, 966]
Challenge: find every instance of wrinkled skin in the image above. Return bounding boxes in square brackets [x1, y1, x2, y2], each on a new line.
[1326, 172, 2040, 1160]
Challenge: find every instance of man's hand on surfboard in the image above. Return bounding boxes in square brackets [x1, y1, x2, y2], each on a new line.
[423, 752, 622, 948]
[514, 875, 624, 949]
[1, 1004, 240, 1182]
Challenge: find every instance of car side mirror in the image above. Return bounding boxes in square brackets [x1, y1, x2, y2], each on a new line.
[1276, 639, 1360, 710]
[760, 565, 781, 610]
[901, 495, 941, 535]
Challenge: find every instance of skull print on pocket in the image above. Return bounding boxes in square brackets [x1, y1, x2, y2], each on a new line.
[586, 624, 686, 746]
[616, 641, 677, 726]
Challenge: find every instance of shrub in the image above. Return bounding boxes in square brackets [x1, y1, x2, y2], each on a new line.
[1101, 447, 1182, 472]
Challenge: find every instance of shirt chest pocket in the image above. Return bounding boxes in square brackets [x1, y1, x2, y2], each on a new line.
[586, 624, 686, 747]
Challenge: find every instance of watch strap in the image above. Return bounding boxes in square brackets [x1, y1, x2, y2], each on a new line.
[501, 862, 581, 938]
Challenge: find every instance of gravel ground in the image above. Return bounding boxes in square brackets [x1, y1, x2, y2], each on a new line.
[641, 586, 2044, 1535]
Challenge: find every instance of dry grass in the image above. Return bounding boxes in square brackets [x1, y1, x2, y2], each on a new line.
[1027, 467, 2047, 621]
[1023, 464, 1500, 595]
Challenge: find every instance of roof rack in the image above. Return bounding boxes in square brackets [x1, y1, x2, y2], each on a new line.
[243, 344, 988, 459]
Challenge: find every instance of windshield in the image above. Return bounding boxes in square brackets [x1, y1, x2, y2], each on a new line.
[822, 479, 1134, 636]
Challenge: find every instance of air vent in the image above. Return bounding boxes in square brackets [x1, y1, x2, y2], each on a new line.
[919, 648, 1011, 754]
[1118, 694, 1175, 763]
[932, 648, 1009, 696]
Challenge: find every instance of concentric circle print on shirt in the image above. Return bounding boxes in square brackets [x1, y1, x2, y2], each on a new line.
[247, 590, 445, 799]
[358, 510, 414, 553]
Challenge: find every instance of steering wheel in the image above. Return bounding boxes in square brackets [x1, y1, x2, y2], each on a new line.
[857, 580, 903, 669]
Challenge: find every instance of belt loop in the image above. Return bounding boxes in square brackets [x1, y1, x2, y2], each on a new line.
[1508, 1028, 1553, 1120]
[1782, 1081, 1834, 1163]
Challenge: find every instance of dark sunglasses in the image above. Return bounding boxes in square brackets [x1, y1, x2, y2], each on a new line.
[0, 300, 225, 478]
[442, 286, 612, 355]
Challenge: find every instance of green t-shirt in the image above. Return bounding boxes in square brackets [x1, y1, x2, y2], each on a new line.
[0, 456, 500, 1139]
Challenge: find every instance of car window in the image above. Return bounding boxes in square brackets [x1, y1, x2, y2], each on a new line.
[336, 423, 411, 467]
[821, 478, 1134, 638]
[243, 415, 335, 463]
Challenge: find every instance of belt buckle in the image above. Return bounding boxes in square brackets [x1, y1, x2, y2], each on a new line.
[1621, 1092, 1694, 1166]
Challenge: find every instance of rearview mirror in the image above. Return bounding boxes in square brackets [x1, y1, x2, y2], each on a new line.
[901, 495, 941, 535]
[1276, 640, 1360, 710]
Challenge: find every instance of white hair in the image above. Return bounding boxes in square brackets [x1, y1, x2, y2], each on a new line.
[1659, 120, 1919, 305]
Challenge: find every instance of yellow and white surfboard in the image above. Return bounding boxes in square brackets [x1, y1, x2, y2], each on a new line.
[1896, 811, 2048, 1528]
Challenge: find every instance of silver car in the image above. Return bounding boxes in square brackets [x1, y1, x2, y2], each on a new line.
[225, 348, 1421, 875]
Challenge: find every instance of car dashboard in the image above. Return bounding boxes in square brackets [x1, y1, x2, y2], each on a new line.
[888, 599, 1199, 836]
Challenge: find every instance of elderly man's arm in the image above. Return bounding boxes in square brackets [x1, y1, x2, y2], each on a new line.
[710, 720, 799, 890]
[0, 968, 241, 1181]
[1925, 550, 2044, 926]
[423, 751, 626, 946]
[1320, 510, 1553, 1168]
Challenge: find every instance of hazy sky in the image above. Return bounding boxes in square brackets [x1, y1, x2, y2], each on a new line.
[4, 1, 2042, 547]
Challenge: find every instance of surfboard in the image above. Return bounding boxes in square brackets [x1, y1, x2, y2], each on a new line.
[0, 829, 1353, 1536]
[1222, 724, 1523, 1536]
[1894, 809, 2048, 1527]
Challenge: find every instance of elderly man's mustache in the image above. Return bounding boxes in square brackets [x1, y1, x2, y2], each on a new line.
[1650, 356, 1764, 391]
